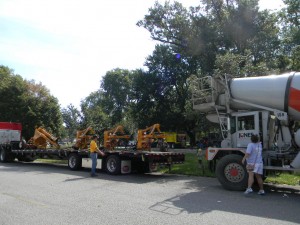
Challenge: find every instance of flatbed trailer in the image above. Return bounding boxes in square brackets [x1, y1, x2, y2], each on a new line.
[0, 144, 185, 175]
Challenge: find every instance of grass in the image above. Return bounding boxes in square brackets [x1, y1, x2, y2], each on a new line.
[164, 153, 300, 186]
[35, 159, 67, 164]
[160, 153, 215, 177]
[265, 173, 300, 186]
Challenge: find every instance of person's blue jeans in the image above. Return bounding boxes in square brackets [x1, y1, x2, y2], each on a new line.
[90, 152, 97, 175]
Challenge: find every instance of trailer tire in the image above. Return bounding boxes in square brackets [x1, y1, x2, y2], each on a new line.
[17, 155, 34, 162]
[105, 155, 121, 175]
[135, 162, 150, 174]
[68, 153, 82, 170]
[216, 154, 247, 191]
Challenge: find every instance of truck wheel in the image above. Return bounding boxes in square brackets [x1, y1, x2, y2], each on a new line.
[105, 155, 121, 175]
[68, 153, 82, 170]
[0, 147, 14, 163]
[216, 154, 247, 191]
[0, 148, 7, 162]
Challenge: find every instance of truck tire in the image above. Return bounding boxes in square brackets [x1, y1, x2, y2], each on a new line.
[216, 154, 248, 191]
[0, 148, 7, 162]
[105, 155, 121, 175]
[68, 153, 82, 170]
[0, 147, 14, 163]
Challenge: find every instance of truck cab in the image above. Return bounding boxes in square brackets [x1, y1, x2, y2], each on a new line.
[230, 111, 260, 148]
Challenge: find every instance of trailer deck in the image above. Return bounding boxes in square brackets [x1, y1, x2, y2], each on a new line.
[4, 146, 185, 175]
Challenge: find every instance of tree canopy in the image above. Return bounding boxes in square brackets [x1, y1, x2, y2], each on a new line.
[2, 0, 299, 145]
[63, 0, 299, 144]
[0, 65, 63, 140]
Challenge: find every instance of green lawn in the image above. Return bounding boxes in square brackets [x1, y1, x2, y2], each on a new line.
[164, 153, 300, 186]
[265, 173, 300, 186]
[35, 159, 67, 164]
[160, 152, 215, 177]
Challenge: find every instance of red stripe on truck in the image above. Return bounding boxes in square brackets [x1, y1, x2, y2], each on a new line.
[0, 122, 22, 131]
[289, 87, 300, 112]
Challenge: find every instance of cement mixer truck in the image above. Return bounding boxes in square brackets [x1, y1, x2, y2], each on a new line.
[191, 72, 300, 190]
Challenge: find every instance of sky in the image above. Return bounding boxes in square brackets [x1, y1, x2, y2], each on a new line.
[0, 0, 284, 109]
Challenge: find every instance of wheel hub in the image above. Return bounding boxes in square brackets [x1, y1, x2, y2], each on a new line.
[70, 157, 76, 168]
[107, 159, 116, 172]
[224, 163, 245, 183]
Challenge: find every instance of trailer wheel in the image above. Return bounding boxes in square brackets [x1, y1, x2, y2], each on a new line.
[135, 162, 150, 174]
[17, 155, 34, 162]
[216, 154, 247, 191]
[68, 153, 82, 170]
[105, 155, 121, 175]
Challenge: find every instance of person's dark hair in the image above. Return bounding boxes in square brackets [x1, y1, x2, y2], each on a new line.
[251, 134, 259, 143]
[92, 135, 98, 139]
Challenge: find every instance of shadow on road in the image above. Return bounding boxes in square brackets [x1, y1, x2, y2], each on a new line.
[149, 178, 300, 224]
[0, 161, 183, 184]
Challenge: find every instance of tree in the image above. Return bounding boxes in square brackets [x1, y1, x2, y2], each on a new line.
[213, 50, 273, 78]
[137, 1, 217, 74]
[138, 0, 281, 74]
[80, 90, 110, 136]
[144, 44, 198, 132]
[279, 0, 300, 70]
[0, 66, 27, 122]
[22, 80, 63, 140]
[100, 69, 132, 125]
[129, 69, 160, 128]
[61, 104, 82, 141]
[0, 65, 63, 140]
[136, 0, 285, 144]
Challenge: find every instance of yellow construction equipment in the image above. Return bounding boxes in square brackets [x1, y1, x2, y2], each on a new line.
[72, 126, 95, 150]
[28, 127, 60, 149]
[137, 124, 165, 151]
[104, 125, 130, 150]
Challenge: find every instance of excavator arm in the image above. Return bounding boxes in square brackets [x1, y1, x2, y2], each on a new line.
[137, 124, 165, 151]
[28, 127, 60, 149]
[104, 125, 130, 150]
[72, 126, 95, 150]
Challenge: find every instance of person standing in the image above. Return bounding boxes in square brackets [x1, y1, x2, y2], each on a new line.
[242, 134, 265, 195]
[90, 135, 105, 177]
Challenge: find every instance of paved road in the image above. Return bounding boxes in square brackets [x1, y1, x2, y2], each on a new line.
[0, 162, 299, 225]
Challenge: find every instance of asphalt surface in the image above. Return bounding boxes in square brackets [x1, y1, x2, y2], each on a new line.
[0, 161, 299, 225]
